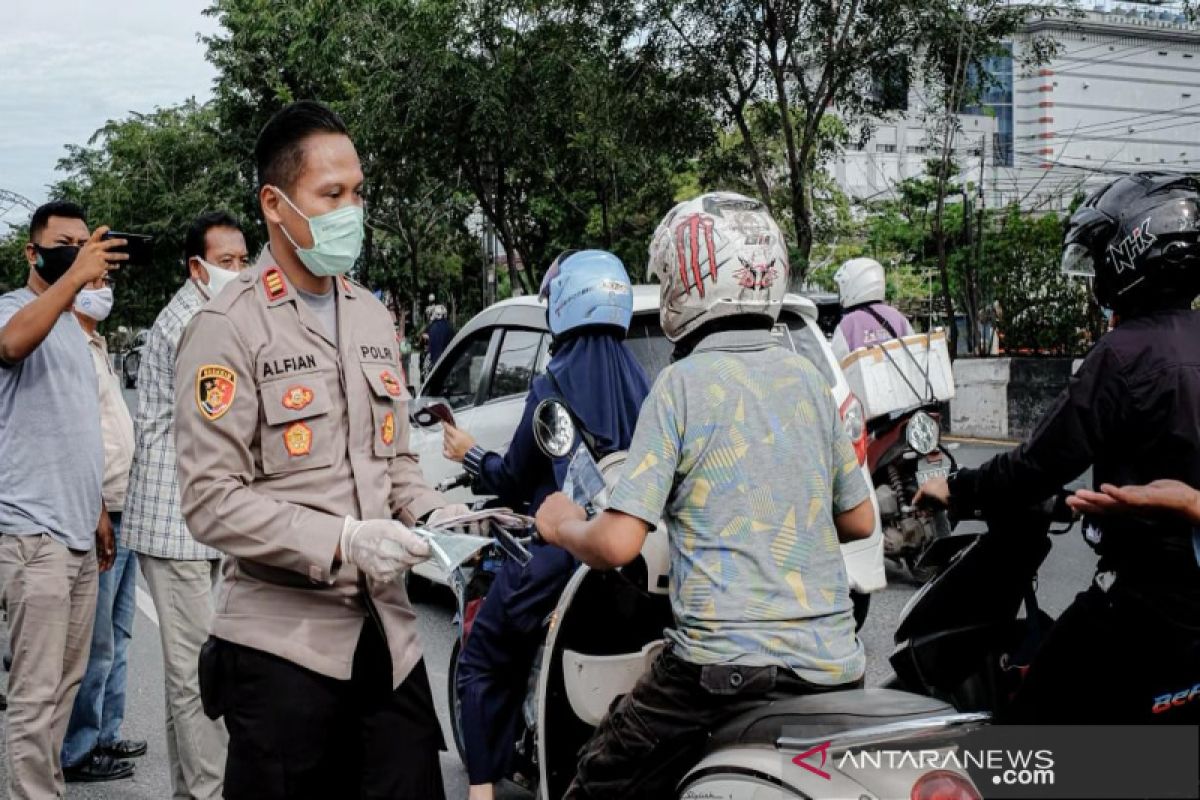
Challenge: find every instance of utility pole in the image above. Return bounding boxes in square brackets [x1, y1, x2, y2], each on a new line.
[976, 135, 987, 354]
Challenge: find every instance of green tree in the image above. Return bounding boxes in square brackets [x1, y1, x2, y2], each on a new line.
[202, 0, 702, 310]
[653, 0, 932, 282]
[916, 0, 1065, 355]
[986, 207, 1100, 356]
[0, 228, 29, 294]
[51, 100, 252, 329]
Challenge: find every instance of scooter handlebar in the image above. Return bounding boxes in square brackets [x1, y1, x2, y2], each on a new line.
[437, 472, 473, 493]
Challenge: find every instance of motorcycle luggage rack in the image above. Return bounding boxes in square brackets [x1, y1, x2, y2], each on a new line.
[776, 711, 990, 753]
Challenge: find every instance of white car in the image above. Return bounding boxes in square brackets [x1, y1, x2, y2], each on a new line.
[409, 287, 886, 617]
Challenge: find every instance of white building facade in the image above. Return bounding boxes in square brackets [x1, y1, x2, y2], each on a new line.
[831, 3, 1200, 210]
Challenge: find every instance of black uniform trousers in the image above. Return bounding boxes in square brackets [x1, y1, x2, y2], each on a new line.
[199, 621, 446, 799]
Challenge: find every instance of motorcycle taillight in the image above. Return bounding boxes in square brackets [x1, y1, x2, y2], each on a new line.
[910, 770, 981, 800]
[839, 393, 868, 465]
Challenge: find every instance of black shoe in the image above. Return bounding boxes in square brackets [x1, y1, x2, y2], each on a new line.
[0, 691, 6, 711]
[100, 739, 148, 759]
[64, 752, 135, 783]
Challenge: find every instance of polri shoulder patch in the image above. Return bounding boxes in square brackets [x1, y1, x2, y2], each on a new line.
[196, 365, 237, 421]
[263, 268, 288, 301]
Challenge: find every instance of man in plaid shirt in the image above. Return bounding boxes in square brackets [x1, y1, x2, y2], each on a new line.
[122, 212, 249, 800]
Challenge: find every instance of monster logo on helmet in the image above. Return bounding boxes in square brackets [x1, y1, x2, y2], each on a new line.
[649, 191, 790, 342]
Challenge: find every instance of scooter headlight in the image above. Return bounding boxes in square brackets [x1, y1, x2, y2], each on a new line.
[906, 411, 940, 456]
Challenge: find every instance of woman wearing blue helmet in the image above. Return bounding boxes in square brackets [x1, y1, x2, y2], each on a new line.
[443, 250, 650, 799]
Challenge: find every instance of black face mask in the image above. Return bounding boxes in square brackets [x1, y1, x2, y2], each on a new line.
[32, 244, 81, 285]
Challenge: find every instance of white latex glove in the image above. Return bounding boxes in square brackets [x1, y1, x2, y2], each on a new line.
[340, 517, 431, 583]
[427, 503, 481, 535]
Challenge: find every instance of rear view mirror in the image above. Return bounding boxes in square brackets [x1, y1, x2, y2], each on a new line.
[532, 399, 576, 458]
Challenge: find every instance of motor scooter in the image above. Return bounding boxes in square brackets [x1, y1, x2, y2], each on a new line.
[867, 405, 957, 582]
[446, 399, 1054, 799]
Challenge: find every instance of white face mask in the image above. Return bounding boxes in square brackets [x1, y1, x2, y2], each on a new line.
[74, 287, 114, 322]
[195, 258, 240, 299]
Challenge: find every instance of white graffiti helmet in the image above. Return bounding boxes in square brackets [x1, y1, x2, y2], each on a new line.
[648, 192, 789, 343]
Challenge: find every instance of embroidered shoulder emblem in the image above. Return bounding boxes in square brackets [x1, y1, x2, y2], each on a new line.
[196, 365, 237, 421]
[263, 268, 288, 301]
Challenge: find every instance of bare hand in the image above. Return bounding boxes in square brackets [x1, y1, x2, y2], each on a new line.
[912, 476, 950, 509]
[67, 227, 127, 290]
[1067, 480, 1200, 525]
[96, 511, 116, 572]
[535, 492, 587, 546]
[443, 424, 477, 463]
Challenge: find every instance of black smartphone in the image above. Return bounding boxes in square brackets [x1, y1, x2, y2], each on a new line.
[101, 231, 154, 266]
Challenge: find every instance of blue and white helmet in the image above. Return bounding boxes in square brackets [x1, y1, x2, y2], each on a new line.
[539, 250, 634, 338]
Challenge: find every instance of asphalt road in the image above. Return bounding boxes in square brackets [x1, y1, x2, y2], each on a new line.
[0, 390, 1098, 798]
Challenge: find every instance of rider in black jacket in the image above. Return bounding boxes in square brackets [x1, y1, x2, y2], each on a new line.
[918, 172, 1200, 723]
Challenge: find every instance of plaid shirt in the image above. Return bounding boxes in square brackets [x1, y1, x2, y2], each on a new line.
[123, 281, 221, 560]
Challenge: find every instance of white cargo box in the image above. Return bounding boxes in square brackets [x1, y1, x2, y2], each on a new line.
[840, 330, 956, 419]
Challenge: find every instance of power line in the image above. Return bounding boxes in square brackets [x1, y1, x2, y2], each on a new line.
[1035, 100, 1200, 138]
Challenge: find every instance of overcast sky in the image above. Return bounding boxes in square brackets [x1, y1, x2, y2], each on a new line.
[1, 0, 219, 228]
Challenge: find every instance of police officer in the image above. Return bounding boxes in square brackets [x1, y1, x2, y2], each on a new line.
[174, 101, 465, 798]
[918, 172, 1200, 723]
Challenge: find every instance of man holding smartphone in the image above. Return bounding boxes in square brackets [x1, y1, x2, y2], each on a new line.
[0, 201, 124, 800]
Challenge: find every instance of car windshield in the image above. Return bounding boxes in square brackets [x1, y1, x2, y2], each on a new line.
[624, 310, 836, 387]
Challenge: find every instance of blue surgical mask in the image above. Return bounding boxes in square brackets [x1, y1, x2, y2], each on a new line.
[272, 188, 364, 277]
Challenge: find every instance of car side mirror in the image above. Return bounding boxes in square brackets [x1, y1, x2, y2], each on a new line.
[532, 398, 576, 458]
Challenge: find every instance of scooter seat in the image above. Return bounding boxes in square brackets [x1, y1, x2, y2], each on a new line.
[707, 688, 955, 750]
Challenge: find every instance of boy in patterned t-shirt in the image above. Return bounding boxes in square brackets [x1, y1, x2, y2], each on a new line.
[536, 192, 876, 799]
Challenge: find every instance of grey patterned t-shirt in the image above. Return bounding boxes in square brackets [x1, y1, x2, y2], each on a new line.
[608, 329, 870, 686]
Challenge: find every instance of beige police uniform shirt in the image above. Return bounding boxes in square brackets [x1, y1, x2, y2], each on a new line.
[174, 255, 445, 687]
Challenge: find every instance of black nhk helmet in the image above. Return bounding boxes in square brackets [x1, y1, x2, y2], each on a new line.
[1061, 172, 1200, 314]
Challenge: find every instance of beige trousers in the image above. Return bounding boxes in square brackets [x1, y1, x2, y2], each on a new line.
[140, 555, 227, 800]
[0, 534, 98, 800]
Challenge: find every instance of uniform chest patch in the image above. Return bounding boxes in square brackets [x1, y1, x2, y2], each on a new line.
[284, 422, 313, 457]
[282, 385, 314, 411]
[380, 370, 402, 397]
[381, 411, 396, 446]
[196, 365, 237, 421]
